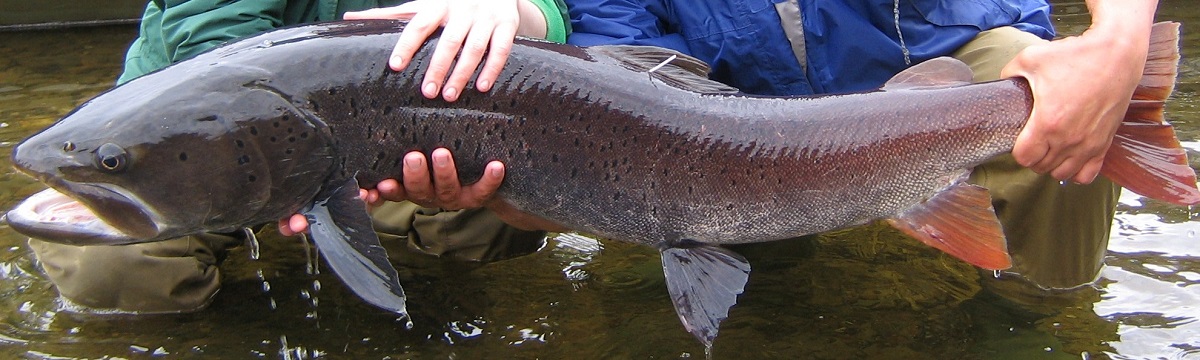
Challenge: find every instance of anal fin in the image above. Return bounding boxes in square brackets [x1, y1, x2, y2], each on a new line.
[886, 182, 1011, 270]
[304, 177, 411, 325]
[660, 240, 751, 351]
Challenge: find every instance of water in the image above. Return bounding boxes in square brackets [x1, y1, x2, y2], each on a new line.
[0, 2, 1198, 358]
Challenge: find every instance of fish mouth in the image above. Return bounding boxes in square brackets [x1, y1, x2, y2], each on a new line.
[6, 186, 160, 246]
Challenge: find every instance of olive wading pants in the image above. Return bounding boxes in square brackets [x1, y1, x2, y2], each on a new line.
[28, 203, 546, 313]
[28, 27, 1117, 313]
[952, 27, 1121, 298]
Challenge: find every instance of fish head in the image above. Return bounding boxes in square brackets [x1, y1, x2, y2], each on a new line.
[9, 63, 334, 245]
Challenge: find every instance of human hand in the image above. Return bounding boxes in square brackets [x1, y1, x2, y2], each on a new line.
[344, 0, 547, 102]
[1002, 1, 1154, 184]
[278, 148, 506, 235]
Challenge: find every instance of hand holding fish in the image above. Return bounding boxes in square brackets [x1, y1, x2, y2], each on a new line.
[1003, 0, 1155, 184]
[278, 148, 508, 236]
[343, 0, 549, 102]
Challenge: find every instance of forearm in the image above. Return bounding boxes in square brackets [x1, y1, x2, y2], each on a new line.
[1084, 0, 1156, 52]
[516, 0, 548, 39]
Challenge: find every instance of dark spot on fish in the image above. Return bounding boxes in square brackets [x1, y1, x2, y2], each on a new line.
[273, 121, 280, 128]
[613, 192, 621, 200]
[285, 149, 294, 155]
[532, 108, 540, 116]
[235, 139, 244, 148]
[726, 203, 735, 211]
[269, 136, 277, 143]
[288, 137, 296, 143]
[570, 168, 578, 178]
[248, 175, 257, 182]
[238, 155, 250, 165]
[197, 115, 218, 122]
[492, 102, 500, 111]
[328, 88, 338, 96]
[300, 132, 308, 139]
[551, 154, 559, 163]
[509, 99, 517, 108]
[287, 127, 293, 133]
[310, 102, 321, 113]
[688, 186, 694, 195]
[453, 139, 462, 150]
[383, 105, 393, 115]
[250, 126, 259, 135]
[179, 153, 188, 161]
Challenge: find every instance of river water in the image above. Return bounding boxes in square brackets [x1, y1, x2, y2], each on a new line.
[0, 1, 1197, 359]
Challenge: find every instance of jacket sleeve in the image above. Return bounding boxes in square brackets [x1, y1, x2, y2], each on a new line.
[118, 0, 288, 84]
[564, 0, 689, 53]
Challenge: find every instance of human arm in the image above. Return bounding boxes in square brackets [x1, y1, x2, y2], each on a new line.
[344, 0, 569, 102]
[117, 0, 288, 84]
[1002, 0, 1157, 183]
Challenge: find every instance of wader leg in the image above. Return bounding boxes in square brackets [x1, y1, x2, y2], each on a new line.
[370, 201, 547, 263]
[28, 233, 239, 313]
[952, 27, 1121, 300]
[29, 201, 544, 313]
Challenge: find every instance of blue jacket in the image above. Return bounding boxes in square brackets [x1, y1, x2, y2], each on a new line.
[566, 0, 1053, 96]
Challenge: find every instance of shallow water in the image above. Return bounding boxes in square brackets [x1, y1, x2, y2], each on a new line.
[0, 2, 1198, 359]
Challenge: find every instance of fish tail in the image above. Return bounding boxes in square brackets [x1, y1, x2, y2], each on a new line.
[1100, 21, 1200, 206]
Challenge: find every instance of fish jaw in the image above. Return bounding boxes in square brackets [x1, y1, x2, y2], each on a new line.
[5, 188, 145, 245]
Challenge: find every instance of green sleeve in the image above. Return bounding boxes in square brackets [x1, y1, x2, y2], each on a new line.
[117, 0, 288, 84]
[527, 0, 571, 43]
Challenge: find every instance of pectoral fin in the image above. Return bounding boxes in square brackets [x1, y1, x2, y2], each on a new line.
[886, 182, 1011, 270]
[660, 240, 751, 350]
[304, 177, 410, 324]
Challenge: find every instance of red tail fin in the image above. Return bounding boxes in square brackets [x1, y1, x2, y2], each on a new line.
[1101, 22, 1200, 206]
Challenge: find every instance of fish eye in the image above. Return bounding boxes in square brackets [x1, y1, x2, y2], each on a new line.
[94, 143, 129, 172]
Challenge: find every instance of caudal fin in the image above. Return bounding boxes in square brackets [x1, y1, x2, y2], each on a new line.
[1101, 21, 1200, 206]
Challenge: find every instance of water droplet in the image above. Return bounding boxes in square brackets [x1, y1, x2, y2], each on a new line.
[312, 280, 321, 292]
[247, 229, 261, 260]
[269, 298, 277, 310]
[1044, 347, 1053, 352]
[261, 281, 271, 292]
[993, 270, 1002, 278]
[299, 289, 311, 299]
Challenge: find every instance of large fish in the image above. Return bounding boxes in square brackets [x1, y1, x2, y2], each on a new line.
[7, 20, 1198, 350]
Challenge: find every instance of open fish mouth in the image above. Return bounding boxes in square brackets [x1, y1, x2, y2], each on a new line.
[6, 187, 149, 245]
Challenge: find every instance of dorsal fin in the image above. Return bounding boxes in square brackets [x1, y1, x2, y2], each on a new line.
[589, 45, 740, 94]
[882, 57, 974, 90]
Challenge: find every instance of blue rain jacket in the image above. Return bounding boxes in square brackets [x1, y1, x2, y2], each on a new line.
[566, 0, 1053, 96]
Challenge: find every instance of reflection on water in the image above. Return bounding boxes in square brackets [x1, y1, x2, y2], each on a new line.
[0, 1, 1198, 358]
